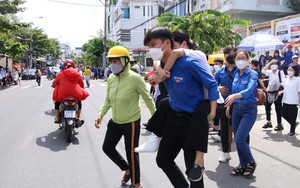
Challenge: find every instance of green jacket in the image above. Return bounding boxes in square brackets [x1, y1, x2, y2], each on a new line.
[99, 65, 156, 124]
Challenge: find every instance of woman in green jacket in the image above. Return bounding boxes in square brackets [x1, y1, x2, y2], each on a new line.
[95, 46, 156, 188]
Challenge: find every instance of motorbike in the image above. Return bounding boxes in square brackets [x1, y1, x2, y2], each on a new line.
[58, 97, 83, 143]
[12, 71, 20, 85]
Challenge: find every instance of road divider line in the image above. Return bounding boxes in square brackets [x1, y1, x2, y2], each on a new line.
[21, 85, 31, 89]
[19, 134, 34, 150]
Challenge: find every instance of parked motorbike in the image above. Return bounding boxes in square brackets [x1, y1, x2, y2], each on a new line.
[58, 97, 83, 143]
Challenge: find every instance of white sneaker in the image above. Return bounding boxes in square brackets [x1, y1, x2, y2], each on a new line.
[134, 135, 161, 153]
[211, 134, 221, 142]
[218, 152, 231, 163]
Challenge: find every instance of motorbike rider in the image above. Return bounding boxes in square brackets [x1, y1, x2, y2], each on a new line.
[52, 59, 89, 125]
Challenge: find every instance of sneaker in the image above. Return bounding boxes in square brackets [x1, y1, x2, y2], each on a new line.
[274, 125, 284, 131]
[218, 152, 231, 163]
[287, 132, 296, 137]
[211, 134, 221, 142]
[134, 135, 161, 153]
[262, 122, 272, 129]
[188, 164, 205, 182]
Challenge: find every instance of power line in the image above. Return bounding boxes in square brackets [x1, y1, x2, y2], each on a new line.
[129, 0, 187, 31]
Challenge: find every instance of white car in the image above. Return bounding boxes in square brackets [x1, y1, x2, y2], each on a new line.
[50, 66, 61, 73]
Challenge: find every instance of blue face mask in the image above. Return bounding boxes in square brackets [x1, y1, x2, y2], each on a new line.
[110, 64, 123, 74]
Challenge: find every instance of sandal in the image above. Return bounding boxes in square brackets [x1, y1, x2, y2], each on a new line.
[262, 122, 272, 129]
[230, 167, 245, 176]
[121, 173, 131, 185]
[243, 161, 257, 179]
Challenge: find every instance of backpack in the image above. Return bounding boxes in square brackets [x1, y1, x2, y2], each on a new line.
[266, 71, 282, 103]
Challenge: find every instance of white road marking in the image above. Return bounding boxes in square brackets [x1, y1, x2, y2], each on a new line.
[100, 84, 107, 87]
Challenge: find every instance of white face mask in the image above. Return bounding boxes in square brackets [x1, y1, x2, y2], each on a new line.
[213, 65, 221, 72]
[148, 42, 166, 61]
[287, 70, 294, 77]
[235, 60, 248, 69]
[110, 64, 123, 74]
[270, 64, 278, 70]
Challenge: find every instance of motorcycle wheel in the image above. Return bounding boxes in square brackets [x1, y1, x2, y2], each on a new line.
[66, 124, 72, 143]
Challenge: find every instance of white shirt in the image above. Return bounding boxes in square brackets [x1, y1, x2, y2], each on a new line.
[282, 76, 300, 105]
[262, 69, 286, 86]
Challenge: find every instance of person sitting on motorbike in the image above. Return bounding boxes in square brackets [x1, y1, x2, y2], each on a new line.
[52, 59, 89, 125]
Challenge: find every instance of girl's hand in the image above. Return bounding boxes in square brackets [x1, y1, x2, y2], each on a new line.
[95, 115, 102, 129]
[226, 105, 231, 118]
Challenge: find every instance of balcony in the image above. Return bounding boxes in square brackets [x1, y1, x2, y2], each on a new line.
[218, 0, 293, 15]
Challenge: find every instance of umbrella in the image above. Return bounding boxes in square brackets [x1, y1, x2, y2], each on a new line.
[237, 34, 285, 52]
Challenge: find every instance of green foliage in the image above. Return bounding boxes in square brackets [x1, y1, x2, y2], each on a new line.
[0, 0, 60, 63]
[156, 10, 251, 54]
[287, 0, 300, 13]
[82, 36, 121, 66]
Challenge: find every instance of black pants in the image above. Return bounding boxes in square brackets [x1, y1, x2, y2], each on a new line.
[36, 76, 41, 85]
[102, 119, 141, 185]
[265, 95, 282, 124]
[147, 98, 210, 152]
[156, 109, 204, 188]
[219, 104, 231, 153]
[282, 103, 298, 133]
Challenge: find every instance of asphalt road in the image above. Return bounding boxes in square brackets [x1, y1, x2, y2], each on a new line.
[0, 76, 299, 188]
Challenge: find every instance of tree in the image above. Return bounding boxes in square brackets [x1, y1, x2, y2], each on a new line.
[287, 0, 300, 13]
[82, 36, 120, 66]
[156, 10, 250, 54]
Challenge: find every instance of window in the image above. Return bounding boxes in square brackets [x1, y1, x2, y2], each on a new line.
[143, 6, 145, 16]
[123, 7, 130, 19]
[135, 6, 140, 9]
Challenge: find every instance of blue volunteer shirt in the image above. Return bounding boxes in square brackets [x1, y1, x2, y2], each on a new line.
[283, 50, 298, 67]
[214, 66, 237, 99]
[232, 67, 258, 104]
[163, 56, 219, 113]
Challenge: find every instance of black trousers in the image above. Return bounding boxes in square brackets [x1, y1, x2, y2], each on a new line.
[265, 95, 282, 124]
[219, 104, 231, 153]
[36, 76, 41, 85]
[156, 109, 204, 188]
[147, 98, 210, 152]
[102, 119, 141, 185]
[282, 103, 298, 133]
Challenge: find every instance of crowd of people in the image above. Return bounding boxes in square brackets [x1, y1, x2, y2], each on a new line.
[46, 27, 300, 188]
[91, 28, 299, 188]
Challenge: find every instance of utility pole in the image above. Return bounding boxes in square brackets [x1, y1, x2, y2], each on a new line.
[28, 16, 43, 68]
[102, 0, 107, 69]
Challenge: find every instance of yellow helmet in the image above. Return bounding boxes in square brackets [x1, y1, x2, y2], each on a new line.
[106, 46, 130, 59]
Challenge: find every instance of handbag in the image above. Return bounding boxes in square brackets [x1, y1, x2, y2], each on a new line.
[256, 88, 266, 105]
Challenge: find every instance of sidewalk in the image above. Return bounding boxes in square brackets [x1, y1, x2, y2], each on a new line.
[204, 104, 300, 188]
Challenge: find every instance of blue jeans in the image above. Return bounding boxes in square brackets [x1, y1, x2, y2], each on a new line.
[232, 103, 257, 168]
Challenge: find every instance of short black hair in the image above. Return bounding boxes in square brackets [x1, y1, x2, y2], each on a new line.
[143, 27, 174, 49]
[291, 65, 300, 76]
[172, 29, 197, 50]
[223, 46, 232, 55]
[214, 58, 224, 64]
[251, 60, 259, 67]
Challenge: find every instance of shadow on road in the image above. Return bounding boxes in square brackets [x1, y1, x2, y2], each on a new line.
[44, 109, 55, 117]
[36, 129, 79, 151]
[206, 163, 257, 188]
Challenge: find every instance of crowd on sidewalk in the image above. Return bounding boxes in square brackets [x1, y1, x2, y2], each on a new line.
[44, 26, 300, 188]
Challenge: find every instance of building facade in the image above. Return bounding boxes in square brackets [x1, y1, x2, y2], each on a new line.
[168, 0, 293, 24]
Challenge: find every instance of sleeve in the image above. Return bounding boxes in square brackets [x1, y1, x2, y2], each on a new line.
[298, 78, 300, 93]
[261, 69, 271, 76]
[51, 74, 60, 87]
[240, 71, 258, 99]
[98, 79, 111, 117]
[136, 76, 156, 115]
[214, 70, 220, 84]
[188, 60, 219, 101]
